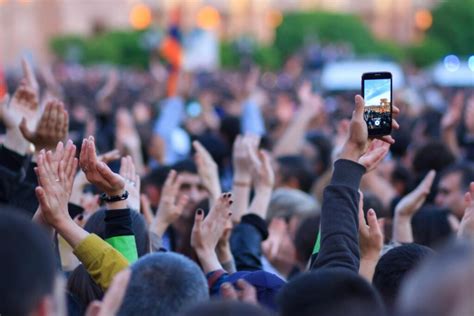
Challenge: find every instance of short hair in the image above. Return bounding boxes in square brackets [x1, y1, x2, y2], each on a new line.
[277, 269, 385, 316]
[294, 214, 320, 265]
[172, 159, 198, 174]
[412, 209, 455, 248]
[0, 211, 56, 316]
[413, 142, 455, 175]
[277, 155, 316, 193]
[84, 209, 149, 257]
[397, 240, 474, 316]
[267, 188, 320, 222]
[118, 252, 209, 316]
[142, 166, 171, 189]
[439, 162, 474, 192]
[373, 243, 433, 310]
[181, 301, 272, 316]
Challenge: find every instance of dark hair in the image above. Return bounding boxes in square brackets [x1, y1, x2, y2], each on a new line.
[307, 133, 333, 176]
[413, 142, 455, 175]
[397, 240, 474, 316]
[412, 209, 455, 248]
[293, 215, 320, 265]
[142, 166, 171, 189]
[363, 191, 386, 218]
[439, 162, 474, 192]
[172, 159, 198, 175]
[67, 264, 103, 308]
[180, 301, 272, 316]
[84, 209, 149, 257]
[0, 211, 56, 316]
[277, 155, 315, 193]
[373, 243, 433, 310]
[277, 269, 385, 316]
[119, 252, 209, 316]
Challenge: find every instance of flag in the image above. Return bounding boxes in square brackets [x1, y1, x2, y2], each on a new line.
[160, 8, 182, 97]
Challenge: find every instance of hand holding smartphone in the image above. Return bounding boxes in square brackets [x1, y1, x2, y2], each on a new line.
[361, 72, 393, 136]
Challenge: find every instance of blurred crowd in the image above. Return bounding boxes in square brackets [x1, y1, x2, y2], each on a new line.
[0, 54, 474, 316]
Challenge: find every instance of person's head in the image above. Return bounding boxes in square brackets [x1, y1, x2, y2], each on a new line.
[277, 269, 385, 316]
[412, 142, 455, 176]
[435, 163, 474, 219]
[180, 301, 271, 316]
[0, 211, 57, 316]
[142, 166, 171, 208]
[411, 209, 458, 247]
[293, 214, 320, 269]
[172, 159, 209, 219]
[67, 264, 103, 309]
[275, 156, 316, 193]
[118, 252, 209, 316]
[397, 240, 474, 316]
[373, 243, 433, 310]
[84, 209, 149, 257]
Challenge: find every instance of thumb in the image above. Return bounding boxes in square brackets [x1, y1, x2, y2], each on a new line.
[367, 209, 381, 235]
[354, 95, 365, 119]
[19, 117, 34, 141]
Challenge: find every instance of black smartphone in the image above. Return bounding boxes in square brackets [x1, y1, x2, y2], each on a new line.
[361, 72, 392, 136]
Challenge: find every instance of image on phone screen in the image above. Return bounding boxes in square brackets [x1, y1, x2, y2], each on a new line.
[363, 76, 392, 135]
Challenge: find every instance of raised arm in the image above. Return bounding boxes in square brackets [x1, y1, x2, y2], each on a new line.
[441, 91, 464, 157]
[392, 170, 436, 243]
[193, 140, 222, 207]
[311, 95, 397, 273]
[272, 82, 323, 157]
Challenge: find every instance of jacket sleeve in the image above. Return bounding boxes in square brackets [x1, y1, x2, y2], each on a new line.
[310, 159, 365, 274]
[104, 209, 138, 263]
[73, 234, 129, 290]
[230, 214, 269, 271]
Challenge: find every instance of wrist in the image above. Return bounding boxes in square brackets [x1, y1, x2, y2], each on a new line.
[339, 143, 364, 162]
[233, 170, 251, 183]
[361, 254, 380, 263]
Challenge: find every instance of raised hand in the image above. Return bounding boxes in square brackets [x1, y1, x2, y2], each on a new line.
[464, 95, 474, 135]
[358, 191, 383, 282]
[297, 81, 323, 120]
[79, 136, 125, 196]
[152, 170, 188, 236]
[193, 140, 221, 204]
[35, 140, 78, 227]
[119, 155, 141, 211]
[20, 99, 69, 152]
[458, 182, 474, 239]
[191, 193, 233, 273]
[248, 150, 274, 219]
[358, 139, 390, 172]
[441, 91, 464, 130]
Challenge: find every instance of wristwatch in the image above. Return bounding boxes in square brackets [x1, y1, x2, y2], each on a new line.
[99, 190, 129, 203]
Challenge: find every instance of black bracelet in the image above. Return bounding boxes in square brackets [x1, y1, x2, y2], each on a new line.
[100, 190, 129, 203]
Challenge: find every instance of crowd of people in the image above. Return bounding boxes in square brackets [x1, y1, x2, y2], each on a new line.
[0, 55, 474, 316]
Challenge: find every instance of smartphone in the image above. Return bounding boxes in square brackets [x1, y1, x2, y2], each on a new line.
[361, 72, 392, 136]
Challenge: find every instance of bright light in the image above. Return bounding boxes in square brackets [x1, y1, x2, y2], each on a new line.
[197, 6, 220, 30]
[129, 4, 152, 30]
[444, 55, 460, 72]
[266, 9, 283, 28]
[415, 10, 433, 31]
[468, 56, 474, 72]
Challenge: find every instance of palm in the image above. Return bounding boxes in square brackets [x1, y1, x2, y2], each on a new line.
[2, 88, 40, 130]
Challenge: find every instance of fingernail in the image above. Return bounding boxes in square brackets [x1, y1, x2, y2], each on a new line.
[368, 209, 375, 216]
[197, 209, 203, 215]
[78, 215, 84, 221]
[229, 200, 233, 205]
[221, 283, 231, 289]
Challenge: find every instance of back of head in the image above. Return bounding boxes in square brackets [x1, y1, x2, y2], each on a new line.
[277, 155, 315, 193]
[267, 188, 320, 222]
[0, 211, 56, 316]
[119, 252, 209, 316]
[84, 209, 149, 257]
[412, 209, 454, 248]
[180, 301, 271, 316]
[277, 269, 385, 316]
[294, 215, 320, 266]
[397, 240, 474, 316]
[373, 243, 433, 310]
[172, 159, 198, 175]
[413, 141, 455, 176]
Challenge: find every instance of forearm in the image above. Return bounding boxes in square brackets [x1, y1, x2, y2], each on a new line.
[3, 128, 30, 156]
[216, 243, 236, 273]
[273, 112, 311, 157]
[231, 171, 251, 223]
[196, 248, 223, 274]
[392, 214, 414, 243]
[359, 258, 379, 282]
[442, 128, 461, 157]
[248, 186, 272, 219]
[56, 218, 90, 249]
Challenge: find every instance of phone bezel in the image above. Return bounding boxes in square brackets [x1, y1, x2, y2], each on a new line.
[361, 72, 393, 136]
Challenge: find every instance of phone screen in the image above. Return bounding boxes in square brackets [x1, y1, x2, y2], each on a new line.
[362, 73, 392, 136]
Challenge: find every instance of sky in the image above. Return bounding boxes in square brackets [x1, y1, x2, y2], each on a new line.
[364, 78, 391, 106]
